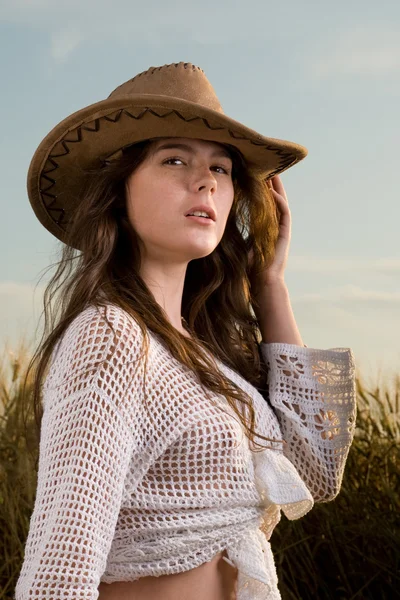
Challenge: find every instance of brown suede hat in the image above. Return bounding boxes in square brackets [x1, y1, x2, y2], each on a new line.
[27, 61, 308, 246]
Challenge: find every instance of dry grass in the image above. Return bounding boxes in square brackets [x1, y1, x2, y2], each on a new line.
[0, 342, 39, 598]
[272, 372, 400, 599]
[0, 344, 399, 599]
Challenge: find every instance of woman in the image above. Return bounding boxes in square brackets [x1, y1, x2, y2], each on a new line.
[16, 62, 356, 599]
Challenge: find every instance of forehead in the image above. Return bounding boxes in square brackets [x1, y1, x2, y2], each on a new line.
[149, 137, 233, 159]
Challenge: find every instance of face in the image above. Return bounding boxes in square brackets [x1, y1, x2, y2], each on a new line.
[125, 137, 234, 265]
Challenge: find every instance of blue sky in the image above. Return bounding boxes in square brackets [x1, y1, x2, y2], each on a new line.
[1, 0, 399, 389]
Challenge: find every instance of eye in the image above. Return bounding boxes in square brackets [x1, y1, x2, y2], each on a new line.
[211, 165, 231, 175]
[163, 157, 185, 165]
[162, 157, 231, 175]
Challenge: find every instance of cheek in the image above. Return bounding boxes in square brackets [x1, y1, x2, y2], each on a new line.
[126, 177, 181, 235]
[126, 176, 159, 223]
[222, 184, 235, 216]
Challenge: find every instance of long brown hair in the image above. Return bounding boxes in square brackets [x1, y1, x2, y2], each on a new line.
[23, 138, 281, 470]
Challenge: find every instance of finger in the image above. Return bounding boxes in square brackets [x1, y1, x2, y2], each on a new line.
[270, 189, 289, 212]
[270, 175, 287, 200]
[272, 190, 288, 204]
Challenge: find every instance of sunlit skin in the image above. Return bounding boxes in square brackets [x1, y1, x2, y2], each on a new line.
[124, 137, 235, 333]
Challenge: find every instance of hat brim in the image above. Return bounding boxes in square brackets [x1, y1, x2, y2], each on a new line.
[27, 93, 308, 245]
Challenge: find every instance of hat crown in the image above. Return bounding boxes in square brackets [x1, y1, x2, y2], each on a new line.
[108, 62, 224, 114]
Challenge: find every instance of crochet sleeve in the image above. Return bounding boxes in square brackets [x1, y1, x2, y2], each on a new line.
[15, 304, 145, 599]
[259, 343, 357, 502]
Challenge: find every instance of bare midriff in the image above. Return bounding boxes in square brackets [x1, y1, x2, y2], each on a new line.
[97, 549, 238, 600]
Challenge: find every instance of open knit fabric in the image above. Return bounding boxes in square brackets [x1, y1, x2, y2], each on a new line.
[15, 303, 357, 599]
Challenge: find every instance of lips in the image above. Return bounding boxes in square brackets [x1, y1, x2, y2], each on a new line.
[184, 205, 216, 221]
[186, 215, 214, 225]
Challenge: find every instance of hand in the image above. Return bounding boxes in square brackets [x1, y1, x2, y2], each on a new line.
[248, 174, 291, 289]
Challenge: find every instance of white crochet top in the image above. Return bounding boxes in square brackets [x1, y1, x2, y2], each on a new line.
[15, 303, 357, 600]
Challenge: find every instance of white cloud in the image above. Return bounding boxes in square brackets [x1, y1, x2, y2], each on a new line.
[336, 285, 400, 303]
[309, 25, 400, 77]
[289, 256, 400, 273]
[295, 284, 400, 304]
[0, 0, 308, 61]
[0, 0, 253, 54]
[50, 26, 85, 63]
[292, 292, 400, 386]
[2, 1, 399, 72]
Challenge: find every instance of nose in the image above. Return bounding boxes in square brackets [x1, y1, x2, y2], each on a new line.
[190, 166, 217, 194]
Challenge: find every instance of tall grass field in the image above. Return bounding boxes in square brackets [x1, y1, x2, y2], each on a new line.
[1, 342, 399, 599]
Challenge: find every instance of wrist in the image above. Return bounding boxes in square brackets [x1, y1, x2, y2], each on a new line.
[263, 275, 286, 287]
[254, 277, 288, 300]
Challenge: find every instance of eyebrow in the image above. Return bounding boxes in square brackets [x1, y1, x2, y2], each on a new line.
[152, 142, 233, 161]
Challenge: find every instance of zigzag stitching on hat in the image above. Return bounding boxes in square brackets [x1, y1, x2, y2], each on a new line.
[41, 191, 66, 225]
[103, 110, 124, 123]
[119, 107, 228, 133]
[42, 158, 59, 175]
[49, 208, 66, 224]
[65, 119, 101, 138]
[174, 112, 225, 131]
[248, 140, 293, 163]
[39, 105, 300, 230]
[228, 131, 249, 142]
[268, 157, 298, 178]
[45, 196, 62, 211]
[248, 139, 293, 158]
[49, 107, 293, 164]
[59, 133, 81, 145]
[39, 173, 56, 193]
[103, 108, 148, 123]
[49, 139, 73, 159]
[265, 146, 292, 158]
[49, 120, 101, 161]
[81, 119, 100, 132]
[98, 106, 227, 132]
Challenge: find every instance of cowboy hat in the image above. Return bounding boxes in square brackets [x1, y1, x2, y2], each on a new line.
[27, 61, 308, 246]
